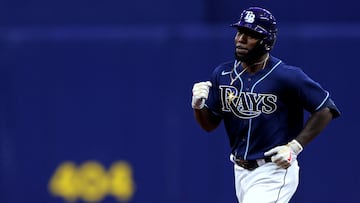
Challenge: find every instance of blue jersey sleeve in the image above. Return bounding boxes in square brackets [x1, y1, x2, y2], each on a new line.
[322, 98, 340, 118]
[292, 68, 340, 117]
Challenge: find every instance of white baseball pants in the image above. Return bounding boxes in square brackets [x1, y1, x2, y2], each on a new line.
[233, 158, 299, 203]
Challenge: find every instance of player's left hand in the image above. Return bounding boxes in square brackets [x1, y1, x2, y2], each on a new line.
[264, 139, 303, 169]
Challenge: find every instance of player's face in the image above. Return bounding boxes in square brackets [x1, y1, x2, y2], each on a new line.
[234, 28, 262, 58]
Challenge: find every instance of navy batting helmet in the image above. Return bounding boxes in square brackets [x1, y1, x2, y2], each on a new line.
[231, 7, 277, 51]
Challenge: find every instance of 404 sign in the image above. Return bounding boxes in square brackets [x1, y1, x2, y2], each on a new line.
[48, 161, 135, 203]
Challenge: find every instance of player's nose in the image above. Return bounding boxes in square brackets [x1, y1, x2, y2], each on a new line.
[235, 32, 247, 43]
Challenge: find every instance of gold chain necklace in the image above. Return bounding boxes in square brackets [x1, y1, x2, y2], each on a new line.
[230, 54, 269, 85]
[230, 62, 247, 85]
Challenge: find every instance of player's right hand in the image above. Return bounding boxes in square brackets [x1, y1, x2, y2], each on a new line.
[191, 81, 212, 109]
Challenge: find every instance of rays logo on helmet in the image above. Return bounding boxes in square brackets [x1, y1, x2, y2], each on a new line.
[244, 11, 255, 23]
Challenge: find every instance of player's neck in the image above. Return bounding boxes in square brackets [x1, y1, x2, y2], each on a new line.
[242, 53, 269, 73]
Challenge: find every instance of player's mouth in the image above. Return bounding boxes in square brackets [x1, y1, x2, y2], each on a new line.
[236, 46, 248, 55]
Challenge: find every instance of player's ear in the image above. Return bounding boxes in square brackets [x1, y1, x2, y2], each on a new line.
[264, 44, 271, 51]
[259, 40, 271, 51]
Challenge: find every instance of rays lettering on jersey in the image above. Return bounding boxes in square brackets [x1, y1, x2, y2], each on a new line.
[219, 85, 277, 119]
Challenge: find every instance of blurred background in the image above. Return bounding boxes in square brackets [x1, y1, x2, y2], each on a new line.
[0, 0, 359, 202]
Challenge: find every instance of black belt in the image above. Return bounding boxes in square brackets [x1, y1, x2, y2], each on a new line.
[233, 157, 272, 170]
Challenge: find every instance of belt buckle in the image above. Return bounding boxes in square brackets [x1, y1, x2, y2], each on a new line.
[236, 159, 248, 168]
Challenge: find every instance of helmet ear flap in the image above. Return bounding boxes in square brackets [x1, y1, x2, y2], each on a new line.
[267, 34, 276, 50]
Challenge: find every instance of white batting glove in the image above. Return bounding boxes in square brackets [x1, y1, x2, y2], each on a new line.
[191, 81, 212, 109]
[264, 139, 303, 169]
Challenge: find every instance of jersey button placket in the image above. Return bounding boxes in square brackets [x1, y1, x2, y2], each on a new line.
[245, 78, 251, 91]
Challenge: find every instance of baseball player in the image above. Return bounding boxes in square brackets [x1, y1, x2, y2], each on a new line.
[191, 7, 340, 203]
